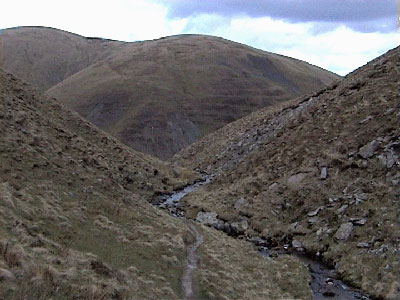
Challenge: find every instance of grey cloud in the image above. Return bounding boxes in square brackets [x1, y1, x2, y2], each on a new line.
[166, 0, 397, 32]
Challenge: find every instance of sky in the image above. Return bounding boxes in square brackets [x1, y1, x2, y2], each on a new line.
[1, 0, 399, 75]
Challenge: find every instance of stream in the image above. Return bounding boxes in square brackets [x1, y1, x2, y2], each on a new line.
[156, 175, 372, 300]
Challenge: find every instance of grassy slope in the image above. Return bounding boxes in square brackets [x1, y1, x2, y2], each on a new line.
[1, 26, 127, 91]
[0, 70, 312, 299]
[174, 47, 400, 299]
[45, 34, 339, 159]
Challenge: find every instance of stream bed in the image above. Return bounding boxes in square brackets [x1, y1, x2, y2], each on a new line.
[156, 175, 372, 300]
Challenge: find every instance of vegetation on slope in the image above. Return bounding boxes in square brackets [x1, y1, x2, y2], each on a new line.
[0, 70, 312, 299]
[2, 26, 127, 91]
[3, 27, 338, 159]
[174, 46, 400, 299]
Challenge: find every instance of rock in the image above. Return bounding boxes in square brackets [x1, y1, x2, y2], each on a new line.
[350, 218, 367, 226]
[234, 197, 249, 210]
[386, 152, 395, 168]
[248, 237, 268, 247]
[322, 290, 336, 297]
[359, 115, 372, 124]
[308, 216, 319, 225]
[354, 193, 368, 204]
[384, 108, 395, 115]
[230, 219, 248, 235]
[196, 212, 219, 227]
[337, 204, 348, 215]
[213, 220, 225, 231]
[287, 173, 307, 185]
[334, 222, 353, 242]
[223, 223, 232, 235]
[378, 153, 395, 169]
[292, 240, 302, 249]
[308, 206, 324, 217]
[268, 183, 278, 190]
[0, 268, 15, 282]
[357, 242, 371, 248]
[320, 167, 328, 180]
[358, 140, 378, 159]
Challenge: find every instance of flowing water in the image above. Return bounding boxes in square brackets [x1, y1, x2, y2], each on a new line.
[157, 175, 372, 300]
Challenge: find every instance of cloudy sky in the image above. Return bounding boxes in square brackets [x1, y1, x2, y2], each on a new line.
[1, 0, 399, 75]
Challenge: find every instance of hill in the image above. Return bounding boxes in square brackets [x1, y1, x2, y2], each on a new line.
[2, 27, 338, 159]
[46, 34, 339, 159]
[173, 46, 400, 299]
[0, 69, 312, 299]
[1, 26, 127, 91]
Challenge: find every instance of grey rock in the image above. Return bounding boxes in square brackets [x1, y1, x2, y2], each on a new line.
[308, 206, 324, 217]
[230, 219, 248, 235]
[337, 204, 348, 215]
[384, 108, 395, 115]
[308, 216, 319, 224]
[359, 116, 372, 124]
[357, 242, 371, 248]
[378, 154, 388, 167]
[287, 173, 307, 185]
[248, 237, 268, 247]
[292, 240, 303, 249]
[268, 182, 278, 190]
[386, 152, 395, 168]
[196, 211, 219, 227]
[320, 167, 328, 180]
[358, 140, 378, 159]
[354, 193, 368, 205]
[334, 222, 353, 242]
[0, 268, 15, 282]
[378, 153, 395, 169]
[234, 197, 249, 210]
[213, 220, 226, 231]
[350, 218, 367, 226]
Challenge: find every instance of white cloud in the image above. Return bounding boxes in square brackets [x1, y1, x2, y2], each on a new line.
[1, 0, 399, 75]
[0, 0, 186, 41]
[181, 15, 399, 75]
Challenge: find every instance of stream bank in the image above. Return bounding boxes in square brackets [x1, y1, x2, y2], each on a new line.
[155, 174, 373, 300]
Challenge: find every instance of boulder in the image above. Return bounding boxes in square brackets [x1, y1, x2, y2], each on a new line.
[287, 173, 307, 185]
[334, 222, 353, 242]
[358, 140, 378, 159]
[234, 197, 249, 210]
[230, 219, 249, 236]
[196, 211, 219, 227]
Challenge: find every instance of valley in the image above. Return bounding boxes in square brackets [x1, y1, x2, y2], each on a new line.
[0, 26, 398, 300]
[3, 27, 339, 159]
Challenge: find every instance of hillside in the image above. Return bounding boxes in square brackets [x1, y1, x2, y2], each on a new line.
[0, 69, 313, 299]
[1, 27, 127, 91]
[173, 46, 400, 299]
[13, 29, 338, 159]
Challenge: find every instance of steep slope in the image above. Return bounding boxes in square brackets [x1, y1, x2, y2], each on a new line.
[46, 34, 339, 159]
[1, 26, 127, 91]
[0, 70, 312, 299]
[173, 47, 400, 299]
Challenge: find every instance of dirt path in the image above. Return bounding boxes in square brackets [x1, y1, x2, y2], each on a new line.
[182, 222, 203, 300]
